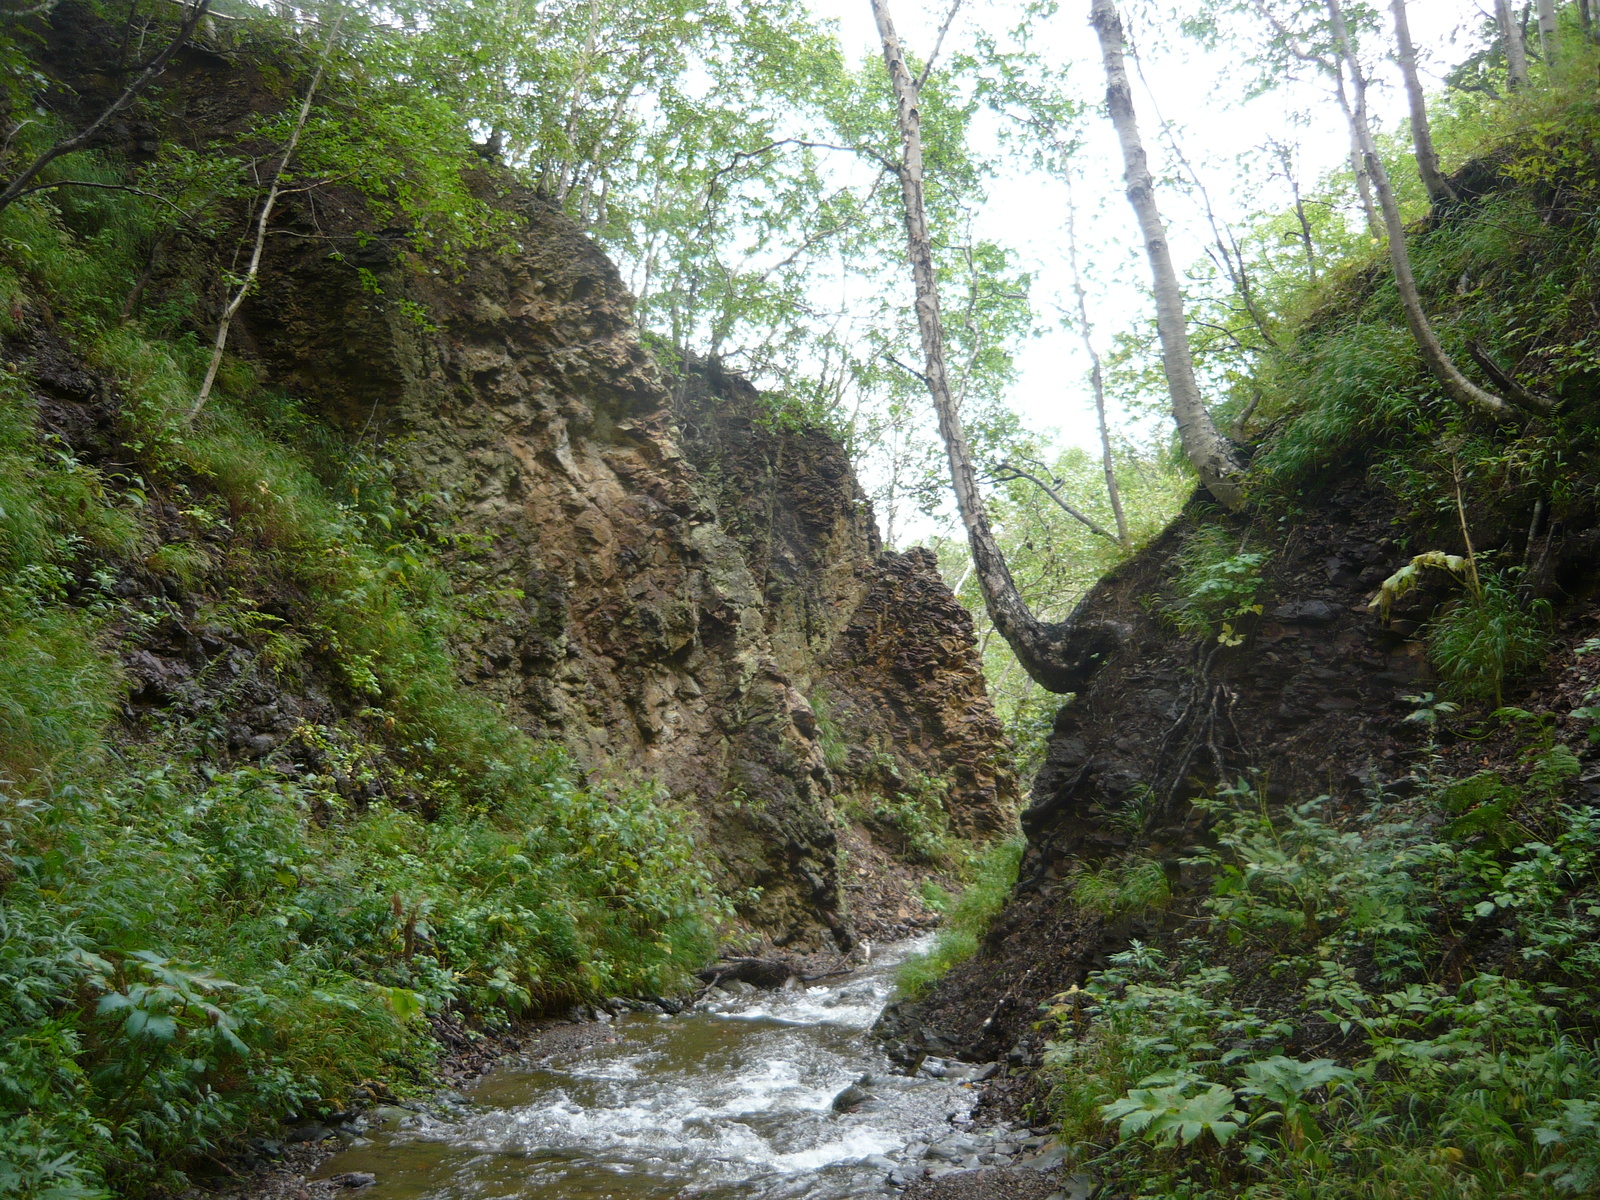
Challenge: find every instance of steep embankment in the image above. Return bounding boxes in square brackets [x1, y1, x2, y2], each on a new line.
[884, 472, 1600, 1068]
[883, 93, 1600, 1189]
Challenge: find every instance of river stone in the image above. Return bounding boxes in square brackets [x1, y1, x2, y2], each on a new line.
[327, 1172, 376, 1188]
[1020, 1140, 1070, 1171]
[831, 1083, 871, 1111]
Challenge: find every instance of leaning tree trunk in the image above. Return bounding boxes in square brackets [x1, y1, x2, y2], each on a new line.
[1327, 0, 1548, 421]
[1497, 0, 1531, 88]
[1390, 0, 1455, 206]
[1089, 0, 1245, 510]
[867, 0, 1122, 693]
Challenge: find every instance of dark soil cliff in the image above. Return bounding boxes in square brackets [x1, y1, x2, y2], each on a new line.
[881, 470, 1600, 1069]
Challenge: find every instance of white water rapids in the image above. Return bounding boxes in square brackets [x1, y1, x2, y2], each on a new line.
[314, 939, 1000, 1199]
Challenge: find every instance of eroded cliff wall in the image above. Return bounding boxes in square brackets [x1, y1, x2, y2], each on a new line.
[236, 183, 1015, 949]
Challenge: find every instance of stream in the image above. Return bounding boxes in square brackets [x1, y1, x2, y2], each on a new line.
[312, 939, 1045, 1199]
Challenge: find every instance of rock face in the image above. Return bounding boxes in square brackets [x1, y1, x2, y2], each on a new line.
[242, 185, 1016, 947]
[820, 547, 1016, 842]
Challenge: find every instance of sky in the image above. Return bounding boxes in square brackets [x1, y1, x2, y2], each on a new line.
[804, 0, 1487, 461]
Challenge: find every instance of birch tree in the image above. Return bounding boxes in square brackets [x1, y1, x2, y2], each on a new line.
[867, 0, 1121, 693]
[1324, 0, 1549, 420]
[1496, 0, 1530, 89]
[1389, 0, 1454, 206]
[1089, 0, 1245, 510]
[1535, 0, 1558, 71]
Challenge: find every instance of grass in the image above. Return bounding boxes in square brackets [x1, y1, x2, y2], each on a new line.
[895, 836, 1024, 999]
[1428, 573, 1553, 706]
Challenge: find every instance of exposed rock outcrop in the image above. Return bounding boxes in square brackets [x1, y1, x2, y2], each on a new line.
[233, 178, 1015, 948]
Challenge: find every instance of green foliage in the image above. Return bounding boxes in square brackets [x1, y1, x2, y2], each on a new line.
[1166, 525, 1270, 643]
[1073, 856, 1172, 919]
[0, 756, 721, 1195]
[809, 689, 852, 774]
[1367, 550, 1471, 621]
[1043, 754, 1600, 1197]
[1428, 573, 1552, 706]
[1101, 1071, 1245, 1149]
[1236, 1056, 1353, 1150]
[894, 836, 1023, 999]
[870, 771, 958, 865]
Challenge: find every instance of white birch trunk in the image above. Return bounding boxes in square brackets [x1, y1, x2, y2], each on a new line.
[1497, 0, 1531, 88]
[867, 0, 1122, 692]
[1536, 0, 1558, 70]
[1089, 0, 1245, 510]
[1390, 0, 1455, 206]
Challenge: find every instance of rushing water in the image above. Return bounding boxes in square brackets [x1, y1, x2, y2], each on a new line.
[314, 940, 988, 1200]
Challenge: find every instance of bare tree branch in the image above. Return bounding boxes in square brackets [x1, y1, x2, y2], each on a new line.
[0, 0, 213, 218]
[991, 461, 1119, 543]
[914, 0, 965, 91]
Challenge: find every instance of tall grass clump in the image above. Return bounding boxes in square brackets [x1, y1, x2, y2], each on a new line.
[1428, 573, 1552, 706]
[895, 836, 1024, 998]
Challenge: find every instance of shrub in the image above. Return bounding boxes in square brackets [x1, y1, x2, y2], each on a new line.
[895, 837, 1024, 998]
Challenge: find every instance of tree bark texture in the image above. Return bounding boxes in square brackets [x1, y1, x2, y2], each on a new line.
[1497, 0, 1531, 88]
[867, 0, 1122, 693]
[1535, 0, 1558, 70]
[1389, 0, 1455, 206]
[1326, 0, 1546, 422]
[1089, 0, 1245, 510]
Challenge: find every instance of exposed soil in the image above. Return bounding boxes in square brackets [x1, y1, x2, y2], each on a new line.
[881, 471, 1600, 1069]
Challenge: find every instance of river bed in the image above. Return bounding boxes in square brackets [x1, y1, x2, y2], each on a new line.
[311, 939, 1043, 1199]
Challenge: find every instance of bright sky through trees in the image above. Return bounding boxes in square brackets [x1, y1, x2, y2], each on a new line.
[809, 0, 1475, 462]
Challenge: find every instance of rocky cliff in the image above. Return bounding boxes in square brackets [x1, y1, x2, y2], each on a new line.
[27, 34, 1018, 949]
